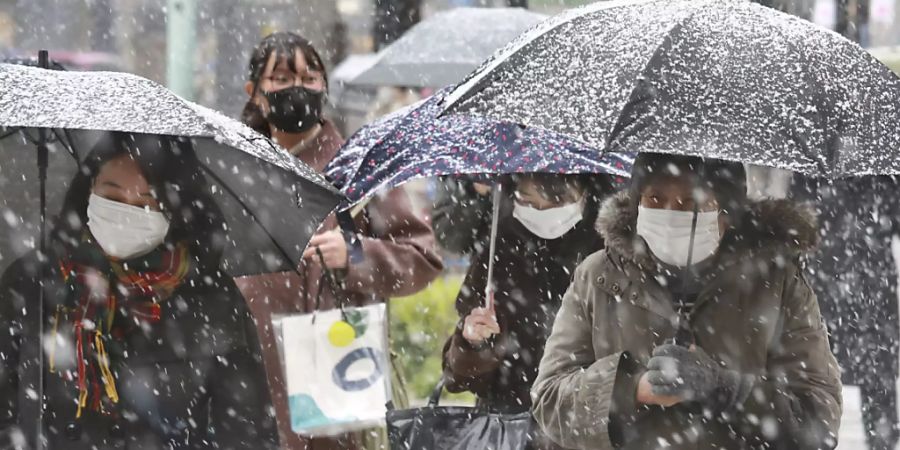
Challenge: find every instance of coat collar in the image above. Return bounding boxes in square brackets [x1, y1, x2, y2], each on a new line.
[288, 119, 344, 172]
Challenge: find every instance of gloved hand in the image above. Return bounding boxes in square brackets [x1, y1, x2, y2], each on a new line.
[646, 344, 747, 408]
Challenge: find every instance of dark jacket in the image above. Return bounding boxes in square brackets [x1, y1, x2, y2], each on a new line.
[792, 176, 900, 387]
[532, 192, 842, 450]
[0, 253, 278, 450]
[431, 177, 493, 255]
[234, 120, 443, 450]
[442, 186, 606, 450]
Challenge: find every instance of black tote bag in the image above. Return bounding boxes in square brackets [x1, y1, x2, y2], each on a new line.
[386, 378, 533, 450]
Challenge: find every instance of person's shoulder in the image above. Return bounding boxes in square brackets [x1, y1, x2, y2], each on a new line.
[573, 249, 626, 290]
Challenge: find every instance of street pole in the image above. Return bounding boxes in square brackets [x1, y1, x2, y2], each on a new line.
[166, 0, 197, 100]
[373, 0, 421, 51]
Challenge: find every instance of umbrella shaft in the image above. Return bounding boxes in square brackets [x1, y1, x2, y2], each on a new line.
[24, 136, 49, 450]
[485, 185, 502, 310]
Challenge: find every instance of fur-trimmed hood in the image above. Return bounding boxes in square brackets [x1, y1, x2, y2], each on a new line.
[596, 191, 818, 268]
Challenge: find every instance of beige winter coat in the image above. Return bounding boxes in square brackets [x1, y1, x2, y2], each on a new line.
[531, 192, 842, 450]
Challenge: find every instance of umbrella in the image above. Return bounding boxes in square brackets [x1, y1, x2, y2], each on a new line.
[442, 0, 900, 178]
[325, 88, 631, 314]
[326, 88, 632, 206]
[351, 7, 546, 88]
[0, 61, 340, 274]
[0, 56, 341, 448]
[332, 53, 379, 85]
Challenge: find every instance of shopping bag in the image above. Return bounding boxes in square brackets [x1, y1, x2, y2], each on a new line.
[281, 303, 391, 437]
[386, 378, 532, 450]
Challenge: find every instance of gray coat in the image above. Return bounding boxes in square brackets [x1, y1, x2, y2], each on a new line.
[531, 192, 842, 450]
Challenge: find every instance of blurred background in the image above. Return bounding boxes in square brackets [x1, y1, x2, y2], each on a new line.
[3, 2, 899, 445]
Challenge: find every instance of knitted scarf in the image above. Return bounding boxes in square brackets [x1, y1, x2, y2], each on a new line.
[49, 237, 191, 418]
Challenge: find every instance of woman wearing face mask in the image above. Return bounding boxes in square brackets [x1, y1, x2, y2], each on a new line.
[237, 32, 443, 450]
[0, 133, 279, 449]
[530, 153, 842, 450]
[441, 174, 614, 450]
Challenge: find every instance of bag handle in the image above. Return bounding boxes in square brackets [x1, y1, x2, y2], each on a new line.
[427, 377, 448, 407]
[309, 247, 348, 324]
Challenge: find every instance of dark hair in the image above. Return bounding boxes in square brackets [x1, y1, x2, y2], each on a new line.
[507, 173, 616, 229]
[240, 32, 329, 138]
[52, 132, 226, 271]
[629, 152, 747, 217]
[512, 173, 588, 203]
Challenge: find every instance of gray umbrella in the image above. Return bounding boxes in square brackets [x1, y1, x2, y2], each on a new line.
[352, 7, 546, 88]
[442, 0, 900, 178]
[0, 61, 340, 276]
[0, 59, 340, 448]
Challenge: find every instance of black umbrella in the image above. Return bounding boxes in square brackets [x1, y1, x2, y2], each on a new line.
[442, 0, 900, 178]
[0, 54, 341, 448]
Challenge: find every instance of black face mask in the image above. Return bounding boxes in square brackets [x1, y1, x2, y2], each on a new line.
[263, 86, 325, 133]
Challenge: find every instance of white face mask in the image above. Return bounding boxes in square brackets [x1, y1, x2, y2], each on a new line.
[513, 199, 584, 240]
[636, 206, 721, 267]
[87, 193, 170, 260]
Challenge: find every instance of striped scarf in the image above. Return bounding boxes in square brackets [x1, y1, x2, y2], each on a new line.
[49, 238, 191, 418]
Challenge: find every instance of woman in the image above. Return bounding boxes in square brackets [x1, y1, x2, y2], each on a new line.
[531, 153, 842, 449]
[0, 133, 279, 449]
[237, 32, 443, 450]
[442, 174, 613, 450]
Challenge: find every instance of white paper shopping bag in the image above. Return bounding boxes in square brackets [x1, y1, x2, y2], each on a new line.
[281, 304, 390, 436]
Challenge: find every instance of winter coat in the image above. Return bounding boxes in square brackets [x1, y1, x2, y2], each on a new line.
[531, 192, 842, 450]
[442, 190, 605, 450]
[792, 176, 900, 388]
[0, 253, 279, 450]
[234, 120, 443, 450]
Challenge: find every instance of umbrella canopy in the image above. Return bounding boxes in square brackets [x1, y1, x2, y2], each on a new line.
[0, 62, 341, 277]
[325, 88, 632, 206]
[352, 7, 546, 88]
[442, 0, 900, 178]
[332, 53, 379, 85]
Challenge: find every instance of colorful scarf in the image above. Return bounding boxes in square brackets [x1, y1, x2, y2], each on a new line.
[49, 238, 192, 418]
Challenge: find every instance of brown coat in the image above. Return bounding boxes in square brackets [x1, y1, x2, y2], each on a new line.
[235, 121, 443, 450]
[531, 192, 842, 450]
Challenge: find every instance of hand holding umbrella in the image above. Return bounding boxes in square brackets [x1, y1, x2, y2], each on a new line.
[461, 183, 504, 348]
[303, 230, 349, 269]
[462, 307, 500, 346]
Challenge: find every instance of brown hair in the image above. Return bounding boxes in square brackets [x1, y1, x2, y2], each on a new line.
[240, 32, 329, 138]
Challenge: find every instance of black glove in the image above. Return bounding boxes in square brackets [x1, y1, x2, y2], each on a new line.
[646, 344, 749, 409]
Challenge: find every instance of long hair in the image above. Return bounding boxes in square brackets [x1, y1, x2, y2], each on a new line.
[52, 132, 226, 271]
[240, 32, 329, 138]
